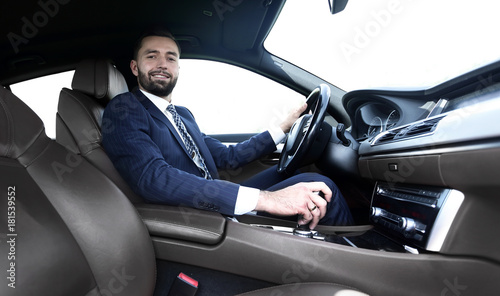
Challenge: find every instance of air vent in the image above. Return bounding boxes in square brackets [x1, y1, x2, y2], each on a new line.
[373, 115, 445, 145]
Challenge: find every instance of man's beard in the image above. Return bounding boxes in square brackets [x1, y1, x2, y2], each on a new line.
[137, 68, 178, 97]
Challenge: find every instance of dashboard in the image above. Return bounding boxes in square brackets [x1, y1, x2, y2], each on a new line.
[344, 81, 500, 155]
[337, 60, 500, 259]
[344, 61, 500, 147]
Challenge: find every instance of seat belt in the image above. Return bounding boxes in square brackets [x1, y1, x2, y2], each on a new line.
[168, 272, 199, 296]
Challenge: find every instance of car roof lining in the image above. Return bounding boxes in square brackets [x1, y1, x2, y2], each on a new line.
[0, 0, 351, 124]
[0, 0, 284, 84]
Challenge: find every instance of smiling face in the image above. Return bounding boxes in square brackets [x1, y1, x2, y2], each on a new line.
[131, 36, 180, 102]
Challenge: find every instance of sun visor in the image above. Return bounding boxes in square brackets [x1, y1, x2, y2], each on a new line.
[221, 1, 270, 51]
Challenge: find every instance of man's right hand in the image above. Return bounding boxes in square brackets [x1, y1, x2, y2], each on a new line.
[254, 182, 332, 229]
[279, 102, 307, 133]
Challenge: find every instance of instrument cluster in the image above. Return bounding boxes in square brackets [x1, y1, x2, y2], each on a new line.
[356, 103, 401, 140]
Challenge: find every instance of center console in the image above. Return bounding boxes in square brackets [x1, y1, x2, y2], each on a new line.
[243, 181, 464, 254]
[370, 182, 464, 252]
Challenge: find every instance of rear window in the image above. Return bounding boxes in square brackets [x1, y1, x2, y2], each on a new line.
[10, 71, 74, 139]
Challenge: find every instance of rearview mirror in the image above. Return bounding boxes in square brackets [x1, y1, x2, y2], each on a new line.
[328, 0, 349, 14]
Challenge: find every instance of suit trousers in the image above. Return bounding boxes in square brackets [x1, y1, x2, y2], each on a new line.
[241, 166, 354, 226]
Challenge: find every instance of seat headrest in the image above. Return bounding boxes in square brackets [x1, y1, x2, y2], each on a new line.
[72, 58, 128, 102]
[0, 86, 46, 159]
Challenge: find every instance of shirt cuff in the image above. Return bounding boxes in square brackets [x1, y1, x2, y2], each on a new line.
[234, 186, 260, 215]
[267, 124, 286, 145]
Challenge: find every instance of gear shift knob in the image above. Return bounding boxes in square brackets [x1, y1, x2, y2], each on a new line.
[293, 224, 313, 238]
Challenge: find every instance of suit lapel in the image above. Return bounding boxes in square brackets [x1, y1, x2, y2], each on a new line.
[133, 89, 189, 156]
[133, 89, 218, 178]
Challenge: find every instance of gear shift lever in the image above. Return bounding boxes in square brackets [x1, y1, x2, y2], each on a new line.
[293, 191, 324, 237]
[293, 224, 314, 238]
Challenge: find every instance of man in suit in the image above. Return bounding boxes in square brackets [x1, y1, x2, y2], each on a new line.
[102, 27, 353, 228]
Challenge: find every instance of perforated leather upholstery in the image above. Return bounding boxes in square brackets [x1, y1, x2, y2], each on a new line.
[0, 86, 156, 296]
[56, 58, 142, 203]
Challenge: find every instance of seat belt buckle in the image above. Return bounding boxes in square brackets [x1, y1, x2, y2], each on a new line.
[168, 272, 199, 296]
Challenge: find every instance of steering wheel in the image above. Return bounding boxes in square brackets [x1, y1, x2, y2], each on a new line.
[277, 84, 330, 175]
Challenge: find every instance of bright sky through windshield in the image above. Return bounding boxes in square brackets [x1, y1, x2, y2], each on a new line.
[266, 0, 500, 91]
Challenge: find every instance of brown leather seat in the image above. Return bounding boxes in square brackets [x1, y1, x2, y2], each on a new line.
[0, 86, 156, 296]
[56, 58, 142, 203]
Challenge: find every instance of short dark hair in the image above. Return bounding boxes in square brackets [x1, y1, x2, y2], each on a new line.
[133, 25, 181, 60]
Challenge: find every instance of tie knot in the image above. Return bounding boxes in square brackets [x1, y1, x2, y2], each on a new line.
[166, 104, 176, 114]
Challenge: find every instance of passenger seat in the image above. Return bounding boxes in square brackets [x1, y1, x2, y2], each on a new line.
[0, 85, 156, 296]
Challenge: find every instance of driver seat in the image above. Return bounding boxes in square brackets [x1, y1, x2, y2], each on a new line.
[56, 58, 142, 203]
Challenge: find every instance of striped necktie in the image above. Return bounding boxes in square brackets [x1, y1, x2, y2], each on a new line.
[166, 104, 213, 180]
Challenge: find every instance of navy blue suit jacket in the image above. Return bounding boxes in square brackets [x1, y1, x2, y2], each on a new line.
[102, 89, 277, 215]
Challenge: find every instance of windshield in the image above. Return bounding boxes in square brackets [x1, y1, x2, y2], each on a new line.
[265, 0, 500, 92]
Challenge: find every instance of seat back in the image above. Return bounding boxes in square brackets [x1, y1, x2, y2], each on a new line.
[56, 58, 142, 203]
[0, 86, 155, 296]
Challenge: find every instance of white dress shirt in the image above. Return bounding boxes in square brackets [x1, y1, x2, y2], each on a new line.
[140, 90, 286, 215]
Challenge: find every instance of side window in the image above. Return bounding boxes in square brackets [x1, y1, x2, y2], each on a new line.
[10, 71, 74, 139]
[173, 59, 305, 134]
